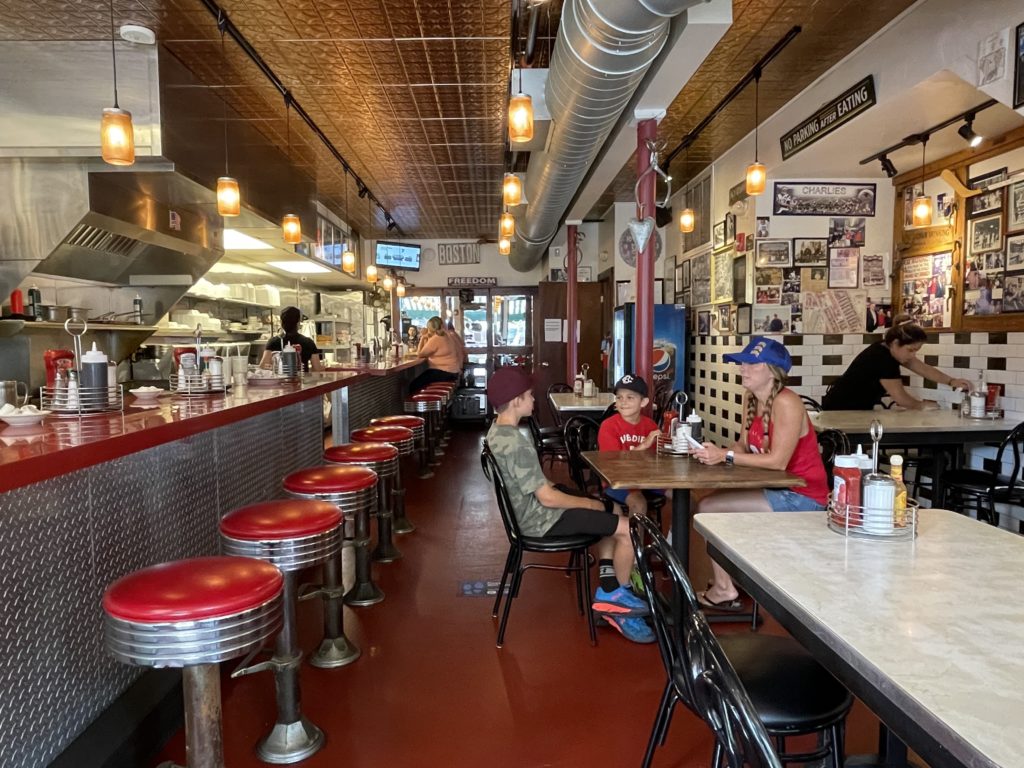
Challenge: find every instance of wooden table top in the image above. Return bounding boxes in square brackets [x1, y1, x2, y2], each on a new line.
[695, 509, 1024, 768]
[810, 409, 1016, 435]
[549, 392, 615, 411]
[582, 450, 805, 490]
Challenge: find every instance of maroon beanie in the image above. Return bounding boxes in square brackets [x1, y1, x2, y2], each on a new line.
[487, 367, 534, 409]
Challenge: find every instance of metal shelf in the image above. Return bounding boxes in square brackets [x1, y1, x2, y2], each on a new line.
[184, 293, 275, 309]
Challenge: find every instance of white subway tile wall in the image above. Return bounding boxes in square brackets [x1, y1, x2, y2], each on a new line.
[689, 331, 1023, 529]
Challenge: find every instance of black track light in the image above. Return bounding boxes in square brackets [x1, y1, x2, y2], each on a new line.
[879, 155, 898, 178]
[357, 183, 369, 198]
[957, 115, 983, 148]
[386, 218, 397, 232]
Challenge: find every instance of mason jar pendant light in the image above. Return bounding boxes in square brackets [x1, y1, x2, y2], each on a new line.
[281, 102, 302, 244]
[503, 173, 522, 206]
[382, 272, 395, 292]
[366, 264, 378, 283]
[100, 0, 135, 166]
[508, 64, 533, 144]
[216, 100, 240, 216]
[498, 236, 511, 256]
[745, 69, 766, 196]
[395, 279, 406, 297]
[912, 135, 932, 227]
[341, 172, 356, 272]
[678, 207, 695, 234]
[499, 210, 515, 239]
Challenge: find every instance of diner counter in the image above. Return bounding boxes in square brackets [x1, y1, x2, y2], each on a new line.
[324, 356, 423, 375]
[0, 370, 370, 493]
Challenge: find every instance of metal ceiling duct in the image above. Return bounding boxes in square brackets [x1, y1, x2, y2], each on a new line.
[509, 0, 707, 272]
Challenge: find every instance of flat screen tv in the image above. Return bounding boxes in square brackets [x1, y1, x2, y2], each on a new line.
[374, 241, 421, 271]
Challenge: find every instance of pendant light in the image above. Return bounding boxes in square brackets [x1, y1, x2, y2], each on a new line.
[395, 279, 406, 298]
[503, 173, 522, 206]
[678, 207, 695, 234]
[366, 264, 378, 283]
[382, 272, 395, 292]
[341, 172, 356, 273]
[508, 66, 533, 143]
[912, 135, 932, 227]
[281, 103, 301, 244]
[217, 98, 240, 216]
[499, 210, 515, 239]
[498, 236, 511, 256]
[745, 69, 766, 196]
[100, 0, 135, 166]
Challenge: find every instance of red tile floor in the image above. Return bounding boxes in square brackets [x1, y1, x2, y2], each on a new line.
[153, 424, 901, 767]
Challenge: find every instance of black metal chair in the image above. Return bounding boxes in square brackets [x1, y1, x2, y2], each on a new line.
[652, 388, 683, 428]
[481, 445, 599, 647]
[799, 395, 823, 413]
[630, 515, 851, 768]
[563, 415, 665, 526]
[816, 428, 849, 488]
[547, 382, 573, 427]
[939, 420, 1024, 528]
[526, 414, 568, 469]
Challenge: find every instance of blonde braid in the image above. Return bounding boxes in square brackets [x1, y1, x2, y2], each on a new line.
[742, 364, 787, 453]
[759, 377, 783, 453]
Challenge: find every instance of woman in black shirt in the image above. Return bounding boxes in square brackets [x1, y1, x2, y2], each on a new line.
[260, 306, 323, 373]
[822, 315, 969, 410]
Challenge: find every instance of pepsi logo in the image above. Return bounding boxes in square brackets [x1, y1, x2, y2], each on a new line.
[652, 347, 672, 373]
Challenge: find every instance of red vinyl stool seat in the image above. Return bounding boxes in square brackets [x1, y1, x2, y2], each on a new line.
[405, 395, 445, 467]
[284, 464, 383, 608]
[351, 426, 417, 536]
[103, 556, 283, 768]
[220, 501, 345, 761]
[326, 442, 403, 561]
[371, 415, 430, 479]
[350, 426, 415, 455]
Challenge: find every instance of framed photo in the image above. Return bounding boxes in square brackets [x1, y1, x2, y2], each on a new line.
[773, 181, 876, 217]
[733, 254, 748, 304]
[969, 169, 1007, 217]
[828, 217, 866, 247]
[674, 263, 683, 290]
[793, 237, 827, 266]
[725, 213, 736, 245]
[1009, 180, 1024, 232]
[713, 220, 726, 250]
[681, 258, 691, 288]
[736, 232, 746, 252]
[828, 247, 860, 289]
[736, 303, 752, 335]
[978, 28, 1009, 87]
[1016, 22, 1024, 109]
[755, 239, 792, 267]
[697, 309, 711, 336]
[969, 212, 1003, 254]
[717, 304, 731, 333]
[1007, 233, 1024, 270]
[756, 217, 770, 238]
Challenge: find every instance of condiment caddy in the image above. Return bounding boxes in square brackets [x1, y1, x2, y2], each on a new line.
[39, 319, 124, 416]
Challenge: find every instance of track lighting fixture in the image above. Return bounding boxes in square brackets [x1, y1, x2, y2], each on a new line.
[879, 155, 898, 178]
[357, 183, 369, 198]
[957, 115, 983, 148]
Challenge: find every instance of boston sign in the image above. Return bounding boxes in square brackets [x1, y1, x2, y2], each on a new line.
[779, 75, 876, 160]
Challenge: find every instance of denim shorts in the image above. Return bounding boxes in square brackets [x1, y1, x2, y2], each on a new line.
[604, 487, 666, 505]
[762, 488, 825, 512]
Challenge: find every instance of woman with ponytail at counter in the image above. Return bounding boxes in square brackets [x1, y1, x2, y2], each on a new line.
[409, 316, 461, 393]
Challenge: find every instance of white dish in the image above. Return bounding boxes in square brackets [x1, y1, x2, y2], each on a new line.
[0, 411, 51, 426]
[129, 387, 167, 399]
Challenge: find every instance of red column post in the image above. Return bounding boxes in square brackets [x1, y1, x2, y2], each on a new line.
[566, 222, 579, 384]
[635, 118, 657, 404]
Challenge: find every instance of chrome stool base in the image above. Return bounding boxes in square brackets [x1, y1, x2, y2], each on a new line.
[257, 716, 324, 765]
[372, 530, 403, 562]
[310, 634, 361, 669]
[345, 579, 385, 606]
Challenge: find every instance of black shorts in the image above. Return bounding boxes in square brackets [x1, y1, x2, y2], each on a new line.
[545, 507, 619, 537]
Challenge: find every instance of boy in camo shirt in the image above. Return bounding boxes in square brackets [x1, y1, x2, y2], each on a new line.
[484, 367, 653, 643]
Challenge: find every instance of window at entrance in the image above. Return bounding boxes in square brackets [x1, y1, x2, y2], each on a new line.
[400, 296, 441, 337]
[492, 294, 528, 347]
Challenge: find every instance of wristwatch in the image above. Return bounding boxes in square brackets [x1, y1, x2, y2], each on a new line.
[725, 450, 735, 466]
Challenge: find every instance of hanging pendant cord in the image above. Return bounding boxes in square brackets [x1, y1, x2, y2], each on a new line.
[920, 137, 927, 194]
[220, 19, 229, 175]
[109, 0, 119, 108]
[754, 68, 760, 163]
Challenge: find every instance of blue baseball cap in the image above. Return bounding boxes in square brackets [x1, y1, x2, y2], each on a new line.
[723, 336, 792, 373]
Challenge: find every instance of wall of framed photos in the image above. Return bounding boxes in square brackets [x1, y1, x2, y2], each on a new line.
[891, 123, 1024, 331]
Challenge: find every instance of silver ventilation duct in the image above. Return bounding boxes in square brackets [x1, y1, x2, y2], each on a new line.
[509, 0, 706, 272]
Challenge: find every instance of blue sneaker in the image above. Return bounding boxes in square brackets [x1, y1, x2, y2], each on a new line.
[605, 615, 656, 644]
[592, 585, 650, 617]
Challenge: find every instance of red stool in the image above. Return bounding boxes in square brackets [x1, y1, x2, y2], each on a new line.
[405, 393, 444, 464]
[220, 500, 344, 761]
[350, 425, 416, 535]
[325, 442, 402, 562]
[283, 465, 383, 607]
[421, 384, 454, 448]
[103, 557, 283, 768]
[371, 414, 429, 481]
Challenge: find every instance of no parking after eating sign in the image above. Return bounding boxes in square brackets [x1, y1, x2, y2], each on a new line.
[779, 75, 876, 160]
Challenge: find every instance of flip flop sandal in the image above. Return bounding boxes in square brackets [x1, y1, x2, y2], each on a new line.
[697, 590, 745, 613]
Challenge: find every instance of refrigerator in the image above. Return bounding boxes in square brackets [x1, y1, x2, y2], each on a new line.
[613, 302, 687, 403]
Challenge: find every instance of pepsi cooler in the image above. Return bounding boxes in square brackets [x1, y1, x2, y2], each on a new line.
[612, 302, 687, 403]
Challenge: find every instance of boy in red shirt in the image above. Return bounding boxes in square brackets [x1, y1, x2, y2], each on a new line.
[598, 375, 664, 518]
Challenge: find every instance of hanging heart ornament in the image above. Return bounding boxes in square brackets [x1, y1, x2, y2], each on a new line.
[627, 216, 656, 253]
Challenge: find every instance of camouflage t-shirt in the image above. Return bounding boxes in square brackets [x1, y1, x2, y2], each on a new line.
[485, 422, 565, 537]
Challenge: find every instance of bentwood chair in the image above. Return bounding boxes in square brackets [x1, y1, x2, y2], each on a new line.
[939, 420, 1024, 528]
[547, 382, 573, 427]
[799, 395, 823, 413]
[630, 515, 851, 768]
[481, 445, 600, 648]
[526, 414, 568, 469]
[816, 428, 849, 487]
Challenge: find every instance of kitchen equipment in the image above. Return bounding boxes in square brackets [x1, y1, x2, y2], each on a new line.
[0, 380, 29, 408]
[41, 305, 69, 322]
[9, 289, 24, 315]
[271, 348, 299, 379]
[67, 307, 90, 322]
[39, 319, 124, 416]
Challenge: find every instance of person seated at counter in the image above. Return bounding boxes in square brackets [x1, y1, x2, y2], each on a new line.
[822, 314, 968, 411]
[259, 306, 323, 373]
[409, 316, 461, 392]
[407, 325, 420, 347]
[692, 337, 829, 611]
[485, 367, 654, 644]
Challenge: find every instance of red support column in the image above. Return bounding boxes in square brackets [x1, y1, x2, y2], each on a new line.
[566, 222, 579, 384]
[635, 118, 657, 406]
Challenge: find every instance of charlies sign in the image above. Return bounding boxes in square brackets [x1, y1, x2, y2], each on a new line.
[779, 75, 876, 160]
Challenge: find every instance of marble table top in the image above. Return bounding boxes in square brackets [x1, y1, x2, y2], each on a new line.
[549, 392, 615, 411]
[810, 409, 1015, 435]
[694, 509, 1023, 768]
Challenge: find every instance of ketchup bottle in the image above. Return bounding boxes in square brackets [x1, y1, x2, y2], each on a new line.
[9, 289, 24, 315]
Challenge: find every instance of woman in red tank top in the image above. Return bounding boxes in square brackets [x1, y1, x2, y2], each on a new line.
[690, 336, 828, 611]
